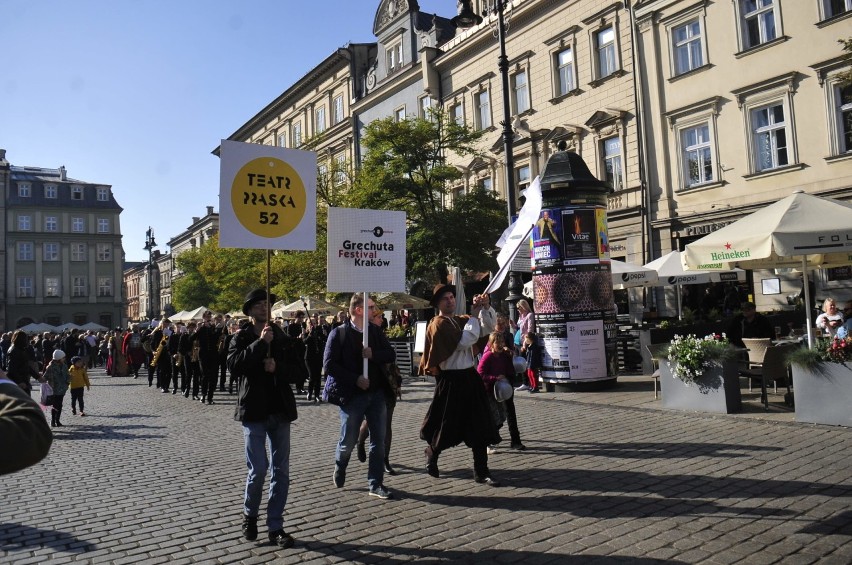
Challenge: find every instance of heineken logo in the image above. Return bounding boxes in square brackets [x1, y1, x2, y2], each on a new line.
[709, 243, 750, 262]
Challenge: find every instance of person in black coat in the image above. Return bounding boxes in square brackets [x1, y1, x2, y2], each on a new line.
[227, 289, 298, 548]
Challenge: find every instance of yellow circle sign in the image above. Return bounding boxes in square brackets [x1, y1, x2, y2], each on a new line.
[231, 157, 307, 238]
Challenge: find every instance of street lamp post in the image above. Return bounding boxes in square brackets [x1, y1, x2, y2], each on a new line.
[454, 0, 523, 320]
[143, 227, 157, 321]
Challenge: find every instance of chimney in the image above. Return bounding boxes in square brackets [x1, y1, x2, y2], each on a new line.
[206, 206, 214, 215]
[59, 165, 67, 181]
[192, 217, 200, 224]
[0, 149, 6, 161]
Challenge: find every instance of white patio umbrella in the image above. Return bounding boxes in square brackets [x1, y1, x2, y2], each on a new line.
[644, 251, 744, 319]
[271, 297, 341, 318]
[18, 322, 57, 334]
[610, 259, 659, 290]
[682, 191, 852, 347]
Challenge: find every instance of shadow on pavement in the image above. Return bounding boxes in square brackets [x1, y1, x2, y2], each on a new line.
[50, 423, 166, 441]
[0, 523, 95, 553]
[530, 440, 783, 459]
[292, 539, 686, 564]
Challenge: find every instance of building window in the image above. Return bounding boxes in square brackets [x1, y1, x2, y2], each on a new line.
[44, 216, 58, 232]
[475, 90, 491, 130]
[395, 106, 406, 122]
[44, 184, 57, 198]
[98, 277, 113, 297]
[555, 48, 575, 96]
[17, 242, 34, 261]
[72, 186, 83, 200]
[97, 243, 112, 261]
[73, 276, 87, 297]
[72, 217, 84, 232]
[596, 27, 617, 79]
[44, 242, 60, 261]
[45, 277, 60, 298]
[315, 106, 326, 134]
[71, 242, 87, 261]
[419, 96, 432, 120]
[293, 122, 302, 147]
[17, 215, 31, 231]
[681, 123, 715, 187]
[18, 183, 31, 197]
[277, 130, 287, 148]
[516, 165, 531, 192]
[672, 19, 704, 75]
[479, 177, 493, 192]
[334, 153, 347, 186]
[333, 95, 344, 125]
[738, 0, 778, 50]
[835, 83, 852, 154]
[750, 103, 788, 171]
[451, 103, 464, 125]
[97, 187, 109, 201]
[822, 0, 852, 19]
[602, 137, 623, 189]
[512, 70, 530, 114]
[17, 277, 34, 298]
[318, 163, 328, 182]
[98, 218, 110, 233]
[386, 41, 403, 73]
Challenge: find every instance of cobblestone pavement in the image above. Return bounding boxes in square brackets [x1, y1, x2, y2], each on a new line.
[1, 369, 851, 564]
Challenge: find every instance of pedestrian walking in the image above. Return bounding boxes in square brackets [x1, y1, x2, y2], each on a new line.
[228, 288, 298, 548]
[323, 294, 396, 500]
[43, 349, 70, 428]
[68, 356, 91, 417]
[419, 285, 501, 486]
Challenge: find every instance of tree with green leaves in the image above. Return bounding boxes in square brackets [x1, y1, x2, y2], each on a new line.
[349, 109, 507, 284]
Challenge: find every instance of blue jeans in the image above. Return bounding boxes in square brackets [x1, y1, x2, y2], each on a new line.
[242, 414, 291, 531]
[335, 390, 387, 489]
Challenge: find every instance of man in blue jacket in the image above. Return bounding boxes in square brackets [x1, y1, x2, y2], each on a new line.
[228, 289, 298, 548]
[323, 294, 395, 500]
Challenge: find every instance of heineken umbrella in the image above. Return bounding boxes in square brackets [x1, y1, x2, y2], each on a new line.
[682, 190, 852, 347]
[644, 251, 744, 319]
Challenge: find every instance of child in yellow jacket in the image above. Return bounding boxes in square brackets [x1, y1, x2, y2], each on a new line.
[68, 356, 91, 416]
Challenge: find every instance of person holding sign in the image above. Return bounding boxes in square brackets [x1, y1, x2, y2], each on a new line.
[228, 289, 298, 549]
[419, 284, 502, 487]
[323, 295, 396, 500]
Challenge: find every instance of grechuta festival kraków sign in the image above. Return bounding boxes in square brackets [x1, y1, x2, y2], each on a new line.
[218, 140, 317, 250]
[326, 208, 406, 293]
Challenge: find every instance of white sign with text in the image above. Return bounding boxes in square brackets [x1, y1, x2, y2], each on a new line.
[326, 208, 406, 293]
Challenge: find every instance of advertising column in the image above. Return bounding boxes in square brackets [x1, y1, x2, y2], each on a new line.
[531, 149, 617, 387]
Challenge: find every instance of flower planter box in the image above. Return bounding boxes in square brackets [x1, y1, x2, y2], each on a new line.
[791, 363, 852, 427]
[659, 360, 742, 414]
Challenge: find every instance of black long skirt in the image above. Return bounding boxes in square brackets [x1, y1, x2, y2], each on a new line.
[420, 367, 501, 451]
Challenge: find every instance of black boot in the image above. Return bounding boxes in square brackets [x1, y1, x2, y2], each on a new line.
[425, 446, 440, 478]
[241, 514, 258, 541]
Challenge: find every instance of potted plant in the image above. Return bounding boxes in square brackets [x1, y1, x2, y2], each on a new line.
[659, 333, 742, 414]
[787, 337, 852, 427]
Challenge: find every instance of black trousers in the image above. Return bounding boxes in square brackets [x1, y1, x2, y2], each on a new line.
[70, 388, 85, 413]
[504, 397, 522, 445]
[201, 366, 218, 402]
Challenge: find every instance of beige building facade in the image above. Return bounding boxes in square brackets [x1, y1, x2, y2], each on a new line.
[635, 0, 852, 313]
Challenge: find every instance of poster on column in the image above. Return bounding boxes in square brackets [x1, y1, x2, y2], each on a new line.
[218, 139, 317, 250]
[326, 207, 406, 293]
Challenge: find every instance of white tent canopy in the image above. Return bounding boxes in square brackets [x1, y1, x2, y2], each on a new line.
[18, 322, 57, 334]
[79, 322, 108, 332]
[171, 306, 216, 322]
[271, 297, 340, 318]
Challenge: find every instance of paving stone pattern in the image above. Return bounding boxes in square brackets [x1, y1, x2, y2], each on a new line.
[1, 369, 851, 564]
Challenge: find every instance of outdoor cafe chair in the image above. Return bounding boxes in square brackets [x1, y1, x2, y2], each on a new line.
[741, 338, 772, 391]
[739, 342, 798, 410]
[645, 343, 669, 400]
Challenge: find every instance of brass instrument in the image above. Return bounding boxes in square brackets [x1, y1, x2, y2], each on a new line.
[149, 335, 169, 368]
[217, 329, 227, 354]
[190, 339, 201, 363]
[173, 352, 184, 366]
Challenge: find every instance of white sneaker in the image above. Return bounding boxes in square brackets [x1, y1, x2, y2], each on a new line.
[487, 445, 498, 455]
[515, 384, 531, 391]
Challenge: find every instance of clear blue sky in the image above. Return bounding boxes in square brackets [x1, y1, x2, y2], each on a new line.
[2, 0, 455, 262]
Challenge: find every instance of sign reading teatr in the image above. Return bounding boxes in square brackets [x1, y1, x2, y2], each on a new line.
[219, 140, 317, 250]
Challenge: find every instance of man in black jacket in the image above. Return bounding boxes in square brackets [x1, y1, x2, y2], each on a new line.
[228, 289, 298, 549]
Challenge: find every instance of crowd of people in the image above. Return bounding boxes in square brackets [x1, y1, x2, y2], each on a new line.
[2, 287, 541, 549]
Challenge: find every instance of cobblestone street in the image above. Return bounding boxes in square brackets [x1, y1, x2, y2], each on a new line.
[2, 369, 851, 564]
